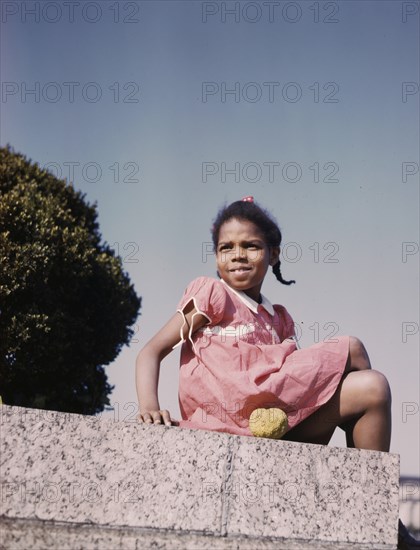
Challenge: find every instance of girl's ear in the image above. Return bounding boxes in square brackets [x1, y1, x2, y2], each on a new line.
[269, 246, 280, 266]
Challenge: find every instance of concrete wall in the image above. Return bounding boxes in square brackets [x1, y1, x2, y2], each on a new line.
[0, 405, 400, 549]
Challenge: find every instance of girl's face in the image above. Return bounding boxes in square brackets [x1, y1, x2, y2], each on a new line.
[216, 218, 279, 302]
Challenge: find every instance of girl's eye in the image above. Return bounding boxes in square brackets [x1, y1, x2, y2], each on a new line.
[219, 245, 231, 251]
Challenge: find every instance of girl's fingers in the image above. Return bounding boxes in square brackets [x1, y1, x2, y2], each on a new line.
[137, 412, 152, 423]
[137, 410, 173, 427]
[152, 409, 171, 426]
[160, 410, 172, 427]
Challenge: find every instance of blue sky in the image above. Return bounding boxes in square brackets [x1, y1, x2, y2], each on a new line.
[1, 0, 419, 475]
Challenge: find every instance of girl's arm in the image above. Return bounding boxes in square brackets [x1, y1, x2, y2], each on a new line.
[135, 301, 208, 426]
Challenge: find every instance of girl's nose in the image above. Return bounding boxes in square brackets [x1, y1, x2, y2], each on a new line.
[233, 245, 247, 260]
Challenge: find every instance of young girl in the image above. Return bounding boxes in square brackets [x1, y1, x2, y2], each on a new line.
[136, 196, 392, 451]
[136, 197, 418, 549]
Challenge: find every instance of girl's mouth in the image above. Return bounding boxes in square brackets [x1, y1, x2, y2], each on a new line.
[229, 267, 252, 273]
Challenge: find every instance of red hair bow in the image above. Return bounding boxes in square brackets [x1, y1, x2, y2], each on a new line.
[241, 196, 254, 202]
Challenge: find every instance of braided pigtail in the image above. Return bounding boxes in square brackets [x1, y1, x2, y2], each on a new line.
[272, 260, 295, 286]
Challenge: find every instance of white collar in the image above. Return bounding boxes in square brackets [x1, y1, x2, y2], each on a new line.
[220, 279, 275, 316]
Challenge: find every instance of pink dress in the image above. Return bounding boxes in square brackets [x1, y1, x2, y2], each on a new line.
[174, 276, 349, 437]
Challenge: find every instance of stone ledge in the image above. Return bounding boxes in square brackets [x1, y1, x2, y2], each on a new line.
[0, 517, 397, 550]
[0, 406, 400, 548]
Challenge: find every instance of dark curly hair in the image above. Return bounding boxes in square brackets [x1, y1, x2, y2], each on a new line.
[211, 199, 295, 286]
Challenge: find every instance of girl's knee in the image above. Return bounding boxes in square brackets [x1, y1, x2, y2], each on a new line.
[363, 370, 392, 407]
[347, 336, 371, 371]
[349, 336, 367, 357]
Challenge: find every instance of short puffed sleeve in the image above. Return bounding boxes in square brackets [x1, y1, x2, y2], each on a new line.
[173, 277, 227, 351]
[176, 276, 227, 325]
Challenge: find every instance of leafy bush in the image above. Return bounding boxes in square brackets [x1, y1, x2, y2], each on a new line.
[0, 145, 141, 414]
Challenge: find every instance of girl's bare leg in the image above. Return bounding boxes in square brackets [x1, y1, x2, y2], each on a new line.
[283, 337, 392, 451]
[341, 336, 372, 447]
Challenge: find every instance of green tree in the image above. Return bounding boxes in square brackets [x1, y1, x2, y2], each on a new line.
[0, 145, 141, 414]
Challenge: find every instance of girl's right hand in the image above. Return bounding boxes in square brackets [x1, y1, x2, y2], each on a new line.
[137, 409, 178, 427]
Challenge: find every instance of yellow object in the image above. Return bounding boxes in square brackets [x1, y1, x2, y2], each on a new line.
[249, 408, 288, 439]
